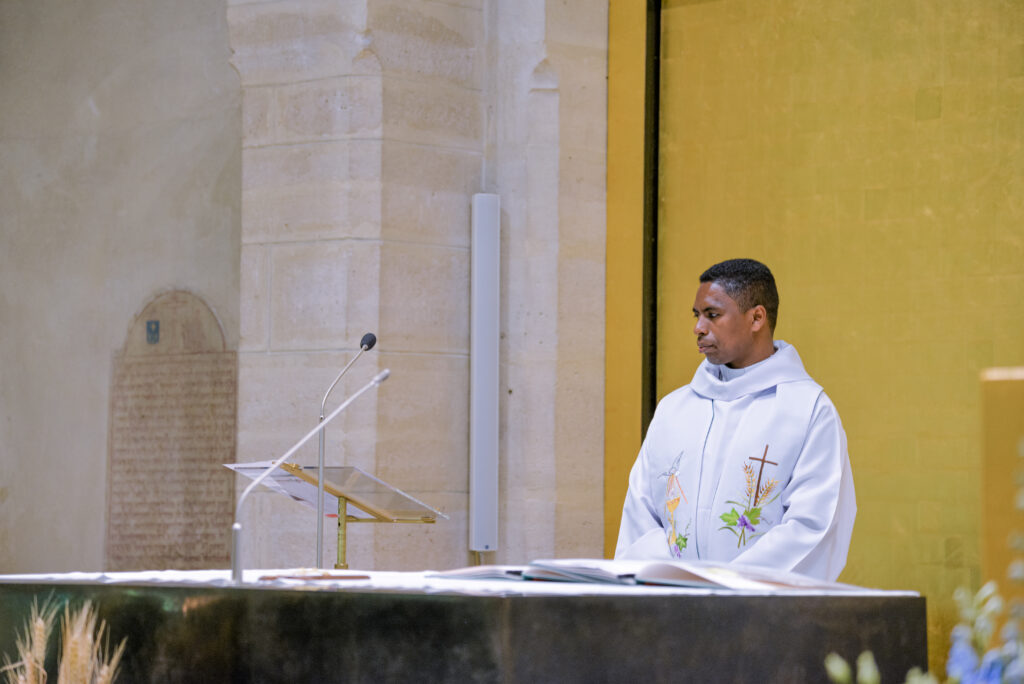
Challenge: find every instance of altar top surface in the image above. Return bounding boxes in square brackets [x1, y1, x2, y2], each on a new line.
[0, 567, 919, 598]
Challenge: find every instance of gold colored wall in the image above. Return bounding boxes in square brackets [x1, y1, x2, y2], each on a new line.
[604, 0, 648, 558]
[608, 0, 1024, 673]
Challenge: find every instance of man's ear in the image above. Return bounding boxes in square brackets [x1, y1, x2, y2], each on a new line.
[749, 305, 768, 332]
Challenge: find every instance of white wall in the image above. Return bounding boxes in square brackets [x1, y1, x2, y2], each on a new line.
[0, 0, 241, 572]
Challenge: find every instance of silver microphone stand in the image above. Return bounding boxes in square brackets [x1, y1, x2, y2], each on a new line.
[317, 333, 376, 567]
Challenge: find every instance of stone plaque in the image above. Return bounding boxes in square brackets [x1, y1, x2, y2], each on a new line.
[105, 292, 237, 570]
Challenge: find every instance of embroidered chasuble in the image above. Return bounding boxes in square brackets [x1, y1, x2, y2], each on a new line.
[615, 341, 856, 581]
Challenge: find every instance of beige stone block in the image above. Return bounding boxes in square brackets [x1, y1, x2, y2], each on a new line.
[382, 75, 483, 149]
[241, 86, 274, 147]
[373, 351, 469, 493]
[500, 358, 557, 489]
[228, 1, 371, 86]
[527, 88, 560, 147]
[551, 51, 608, 150]
[378, 242, 469, 354]
[553, 364, 603, 480]
[548, 0, 608, 50]
[555, 493, 604, 557]
[372, 492, 467, 570]
[502, 250, 559, 361]
[269, 240, 380, 351]
[243, 77, 383, 148]
[239, 244, 269, 351]
[239, 487, 317, 569]
[381, 141, 479, 247]
[559, 149, 606, 210]
[242, 140, 381, 243]
[557, 258, 604, 343]
[236, 351, 382, 471]
[369, 0, 482, 89]
[415, 0, 481, 10]
[500, 490, 557, 563]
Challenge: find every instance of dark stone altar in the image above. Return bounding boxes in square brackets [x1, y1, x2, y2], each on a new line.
[0, 578, 926, 683]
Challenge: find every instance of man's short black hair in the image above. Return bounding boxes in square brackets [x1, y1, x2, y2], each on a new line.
[699, 258, 779, 331]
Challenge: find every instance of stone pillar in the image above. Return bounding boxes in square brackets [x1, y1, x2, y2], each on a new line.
[228, 0, 605, 570]
[487, 1, 608, 562]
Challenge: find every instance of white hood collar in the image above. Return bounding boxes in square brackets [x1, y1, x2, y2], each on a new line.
[689, 340, 814, 401]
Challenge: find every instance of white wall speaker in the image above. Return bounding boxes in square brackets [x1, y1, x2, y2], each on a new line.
[469, 193, 500, 552]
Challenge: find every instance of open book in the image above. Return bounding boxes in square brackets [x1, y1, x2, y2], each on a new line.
[429, 565, 526, 581]
[521, 558, 864, 592]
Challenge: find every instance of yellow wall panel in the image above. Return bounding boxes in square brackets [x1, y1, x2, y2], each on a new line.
[654, 0, 1024, 674]
[603, 0, 647, 557]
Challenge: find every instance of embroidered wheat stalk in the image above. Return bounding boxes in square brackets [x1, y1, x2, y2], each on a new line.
[743, 463, 756, 504]
[757, 478, 778, 507]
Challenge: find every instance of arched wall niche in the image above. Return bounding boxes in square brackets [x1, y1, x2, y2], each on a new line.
[123, 290, 228, 356]
[105, 290, 237, 570]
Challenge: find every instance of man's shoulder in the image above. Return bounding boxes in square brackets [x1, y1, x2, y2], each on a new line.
[776, 377, 828, 410]
[777, 380, 845, 428]
[648, 384, 704, 423]
[658, 383, 702, 406]
[778, 376, 824, 396]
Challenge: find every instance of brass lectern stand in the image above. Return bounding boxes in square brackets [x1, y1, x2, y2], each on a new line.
[226, 461, 448, 569]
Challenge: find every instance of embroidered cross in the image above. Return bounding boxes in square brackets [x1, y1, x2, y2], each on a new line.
[748, 445, 778, 506]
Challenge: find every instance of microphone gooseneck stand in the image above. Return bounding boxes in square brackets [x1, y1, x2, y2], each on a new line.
[317, 332, 377, 568]
[231, 367, 389, 584]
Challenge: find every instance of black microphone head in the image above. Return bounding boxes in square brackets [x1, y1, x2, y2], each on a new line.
[360, 332, 377, 351]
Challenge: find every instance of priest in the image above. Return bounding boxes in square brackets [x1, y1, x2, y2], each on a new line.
[615, 259, 856, 581]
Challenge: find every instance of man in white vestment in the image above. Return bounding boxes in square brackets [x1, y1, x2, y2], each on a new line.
[615, 259, 856, 581]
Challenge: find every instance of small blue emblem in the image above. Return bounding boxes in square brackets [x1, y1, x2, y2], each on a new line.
[146, 320, 160, 344]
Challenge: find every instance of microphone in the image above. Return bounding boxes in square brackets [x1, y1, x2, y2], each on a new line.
[316, 332, 377, 568]
[321, 333, 377, 419]
[231, 368, 390, 583]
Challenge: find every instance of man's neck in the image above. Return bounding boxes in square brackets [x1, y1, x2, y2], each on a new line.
[726, 339, 776, 370]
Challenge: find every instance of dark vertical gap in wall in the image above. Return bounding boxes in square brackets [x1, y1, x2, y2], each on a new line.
[641, 0, 661, 438]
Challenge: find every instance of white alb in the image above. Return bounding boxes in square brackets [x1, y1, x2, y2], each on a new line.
[615, 341, 856, 581]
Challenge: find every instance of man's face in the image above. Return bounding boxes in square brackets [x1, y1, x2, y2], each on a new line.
[692, 281, 759, 368]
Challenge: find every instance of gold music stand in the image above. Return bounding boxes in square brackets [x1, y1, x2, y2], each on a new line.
[226, 461, 448, 569]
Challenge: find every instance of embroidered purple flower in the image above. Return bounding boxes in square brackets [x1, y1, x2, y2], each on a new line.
[719, 506, 763, 547]
[669, 532, 687, 558]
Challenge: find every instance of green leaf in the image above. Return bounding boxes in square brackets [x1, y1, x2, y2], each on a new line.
[720, 508, 739, 526]
[746, 507, 762, 525]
